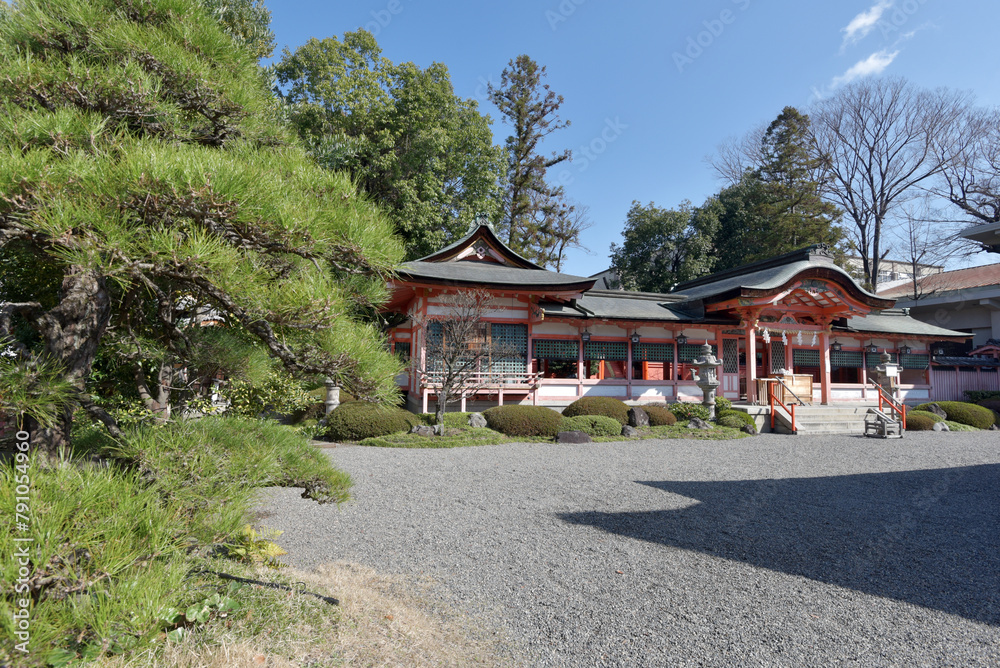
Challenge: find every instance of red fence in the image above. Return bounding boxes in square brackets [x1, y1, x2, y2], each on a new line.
[931, 367, 1000, 401]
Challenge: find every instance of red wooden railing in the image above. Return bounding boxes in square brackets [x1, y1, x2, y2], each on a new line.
[872, 382, 906, 429]
[768, 381, 796, 433]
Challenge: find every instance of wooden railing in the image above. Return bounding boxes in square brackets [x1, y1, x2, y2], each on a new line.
[418, 370, 542, 391]
[871, 381, 906, 429]
[768, 380, 796, 433]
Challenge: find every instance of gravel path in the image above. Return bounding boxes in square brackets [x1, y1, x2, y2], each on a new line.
[261, 432, 1000, 667]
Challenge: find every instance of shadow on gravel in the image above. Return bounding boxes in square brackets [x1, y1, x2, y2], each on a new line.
[559, 464, 1000, 626]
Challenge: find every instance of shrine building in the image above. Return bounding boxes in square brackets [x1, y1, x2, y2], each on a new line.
[383, 224, 971, 414]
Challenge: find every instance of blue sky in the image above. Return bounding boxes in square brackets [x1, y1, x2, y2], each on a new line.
[266, 0, 1000, 278]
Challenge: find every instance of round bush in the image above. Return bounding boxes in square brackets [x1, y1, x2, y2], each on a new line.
[714, 396, 733, 413]
[644, 405, 677, 426]
[913, 401, 994, 430]
[324, 402, 419, 441]
[716, 409, 756, 430]
[975, 399, 1000, 426]
[907, 409, 944, 423]
[670, 402, 711, 422]
[483, 405, 564, 438]
[716, 414, 746, 430]
[561, 397, 630, 425]
[562, 415, 624, 437]
[905, 414, 937, 431]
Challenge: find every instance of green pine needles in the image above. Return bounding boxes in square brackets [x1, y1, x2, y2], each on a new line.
[0, 0, 404, 452]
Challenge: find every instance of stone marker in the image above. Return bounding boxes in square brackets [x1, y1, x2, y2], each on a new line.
[621, 425, 639, 437]
[628, 407, 650, 428]
[557, 430, 592, 444]
[468, 412, 487, 428]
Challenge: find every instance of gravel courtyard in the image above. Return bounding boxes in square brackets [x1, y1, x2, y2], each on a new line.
[262, 432, 1000, 667]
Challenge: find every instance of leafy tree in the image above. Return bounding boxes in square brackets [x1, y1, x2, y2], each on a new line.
[273, 32, 504, 260]
[489, 54, 581, 266]
[609, 201, 716, 293]
[0, 0, 404, 455]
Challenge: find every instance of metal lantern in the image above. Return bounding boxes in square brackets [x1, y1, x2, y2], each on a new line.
[676, 334, 688, 345]
[630, 332, 641, 344]
[899, 345, 911, 355]
[581, 331, 591, 343]
[831, 341, 842, 351]
[867, 343, 879, 353]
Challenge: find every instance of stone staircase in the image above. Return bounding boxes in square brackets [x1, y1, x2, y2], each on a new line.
[765, 404, 891, 435]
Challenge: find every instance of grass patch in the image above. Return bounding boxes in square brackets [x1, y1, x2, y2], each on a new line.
[943, 420, 981, 432]
[361, 428, 511, 448]
[0, 417, 354, 666]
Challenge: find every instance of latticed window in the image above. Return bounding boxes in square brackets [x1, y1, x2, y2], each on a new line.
[490, 323, 528, 375]
[425, 322, 527, 376]
[723, 339, 738, 374]
[792, 349, 820, 367]
[678, 343, 717, 363]
[866, 351, 899, 367]
[632, 342, 674, 362]
[830, 350, 864, 368]
[769, 341, 785, 374]
[533, 339, 580, 360]
[900, 353, 929, 369]
[584, 341, 627, 360]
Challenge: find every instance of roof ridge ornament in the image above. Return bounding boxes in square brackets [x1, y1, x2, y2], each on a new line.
[468, 215, 495, 234]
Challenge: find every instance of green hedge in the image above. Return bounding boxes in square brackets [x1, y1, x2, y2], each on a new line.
[716, 409, 756, 430]
[562, 415, 624, 437]
[483, 405, 564, 438]
[964, 390, 1000, 402]
[670, 402, 711, 422]
[324, 401, 420, 441]
[561, 397, 630, 425]
[913, 401, 994, 430]
[715, 397, 733, 413]
[975, 399, 1000, 426]
[907, 409, 944, 423]
[644, 405, 677, 426]
[905, 414, 938, 431]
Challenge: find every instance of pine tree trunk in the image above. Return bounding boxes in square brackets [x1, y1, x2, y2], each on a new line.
[34, 268, 112, 458]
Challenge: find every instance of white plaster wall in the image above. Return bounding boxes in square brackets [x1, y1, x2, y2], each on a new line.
[580, 385, 628, 397]
[635, 386, 674, 399]
[537, 385, 579, 397]
[636, 325, 674, 339]
[531, 322, 578, 336]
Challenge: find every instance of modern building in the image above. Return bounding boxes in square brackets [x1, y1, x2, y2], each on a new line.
[384, 224, 970, 414]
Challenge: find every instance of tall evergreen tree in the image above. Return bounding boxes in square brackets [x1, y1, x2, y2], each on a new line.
[0, 0, 403, 455]
[274, 32, 505, 260]
[489, 54, 583, 266]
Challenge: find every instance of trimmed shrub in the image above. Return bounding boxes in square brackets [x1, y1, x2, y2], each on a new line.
[905, 414, 937, 431]
[670, 402, 711, 422]
[975, 399, 1000, 426]
[715, 397, 733, 413]
[561, 397, 630, 425]
[483, 405, 564, 438]
[913, 401, 994, 430]
[907, 409, 944, 423]
[716, 409, 756, 430]
[562, 415, 624, 437]
[324, 401, 420, 441]
[716, 414, 747, 430]
[644, 405, 677, 426]
[964, 390, 1000, 403]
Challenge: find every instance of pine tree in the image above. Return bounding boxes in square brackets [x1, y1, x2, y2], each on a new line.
[0, 0, 403, 455]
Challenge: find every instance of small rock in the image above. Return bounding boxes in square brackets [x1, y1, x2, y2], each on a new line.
[687, 417, 711, 430]
[468, 412, 487, 428]
[621, 425, 639, 437]
[556, 430, 592, 444]
[433, 423, 444, 436]
[990, 424, 999, 431]
[628, 407, 650, 428]
[741, 423, 758, 435]
[410, 425, 435, 437]
[932, 422, 950, 432]
[924, 403, 948, 419]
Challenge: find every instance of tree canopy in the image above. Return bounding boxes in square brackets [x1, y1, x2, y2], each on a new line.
[273, 32, 505, 260]
[0, 0, 404, 453]
[609, 201, 717, 293]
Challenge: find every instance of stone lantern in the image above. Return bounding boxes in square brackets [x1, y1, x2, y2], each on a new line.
[872, 350, 900, 395]
[692, 342, 723, 418]
[324, 377, 341, 414]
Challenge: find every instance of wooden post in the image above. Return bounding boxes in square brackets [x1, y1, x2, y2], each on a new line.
[746, 326, 757, 404]
[820, 331, 831, 405]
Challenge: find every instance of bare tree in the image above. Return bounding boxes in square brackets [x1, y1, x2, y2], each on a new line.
[808, 77, 972, 291]
[709, 121, 768, 185]
[935, 106, 1000, 243]
[890, 198, 960, 300]
[414, 290, 518, 430]
[539, 200, 592, 273]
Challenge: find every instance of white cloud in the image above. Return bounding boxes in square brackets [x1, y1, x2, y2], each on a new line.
[841, 0, 894, 49]
[830, 49, 899, 88]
